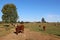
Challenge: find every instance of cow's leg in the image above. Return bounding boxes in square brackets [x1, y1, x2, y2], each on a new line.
[44, 27, 45, 31]
[21, 28, 24, 33]
[43, 27, 45, 31]
[16, 28, 18, 35]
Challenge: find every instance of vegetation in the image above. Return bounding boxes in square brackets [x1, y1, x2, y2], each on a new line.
[41, 17, 46, 23]
[1, 4, 18, 23]
[20, 21, 24, 24]
[0, 22, 60, 37]
[24, 23, 60, 37]
[0, 23, 14, 37]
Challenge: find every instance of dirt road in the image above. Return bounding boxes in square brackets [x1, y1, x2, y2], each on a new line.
[0, 28, 60, 40]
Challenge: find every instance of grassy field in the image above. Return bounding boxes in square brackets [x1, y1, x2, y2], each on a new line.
[0, 23, 14, 37]
[24, 22, 60, 37]
[0, 22, 60, 37]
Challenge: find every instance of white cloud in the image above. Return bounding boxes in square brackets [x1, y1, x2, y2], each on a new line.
[45, 14, 60, 22]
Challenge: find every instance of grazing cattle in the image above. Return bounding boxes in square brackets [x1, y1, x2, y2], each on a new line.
[43, 26, 45, 31]
[15, 24, 24, 35]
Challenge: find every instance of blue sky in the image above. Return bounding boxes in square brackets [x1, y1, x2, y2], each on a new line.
[0, 0, 60, 22]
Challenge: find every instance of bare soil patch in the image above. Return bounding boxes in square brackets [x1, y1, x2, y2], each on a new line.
[0, 28, 60, 40]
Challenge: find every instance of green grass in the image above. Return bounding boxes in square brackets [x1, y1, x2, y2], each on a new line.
[24, 23, 60, 37]
[24, 23, 40, 32]
[46, 26, 60, 36]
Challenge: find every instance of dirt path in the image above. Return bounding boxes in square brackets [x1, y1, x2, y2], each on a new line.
[0, 28, 60, 40]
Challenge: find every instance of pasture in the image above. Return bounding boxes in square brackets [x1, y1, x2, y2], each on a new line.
[0, 22, 60, 38]
[24, 22, 60, 37]
[0, 23, 14, 37]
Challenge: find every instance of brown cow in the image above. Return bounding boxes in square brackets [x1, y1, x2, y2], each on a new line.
[43, 26, 46, 31]
[39, 25, 41, 27]
[15, 23, 24, 35]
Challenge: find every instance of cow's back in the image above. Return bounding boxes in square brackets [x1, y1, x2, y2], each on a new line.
[20, 24, 24, 31]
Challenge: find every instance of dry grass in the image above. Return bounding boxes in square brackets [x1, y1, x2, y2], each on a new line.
[0, 23, 14, 37]
[24, 22, 60, 37]
[0, 22, 60, 37]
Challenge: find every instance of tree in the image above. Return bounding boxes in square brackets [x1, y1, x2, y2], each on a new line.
[20, 21, 24, 24]
[41, 17, 46, 23]
[1, 4, 18, 23]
